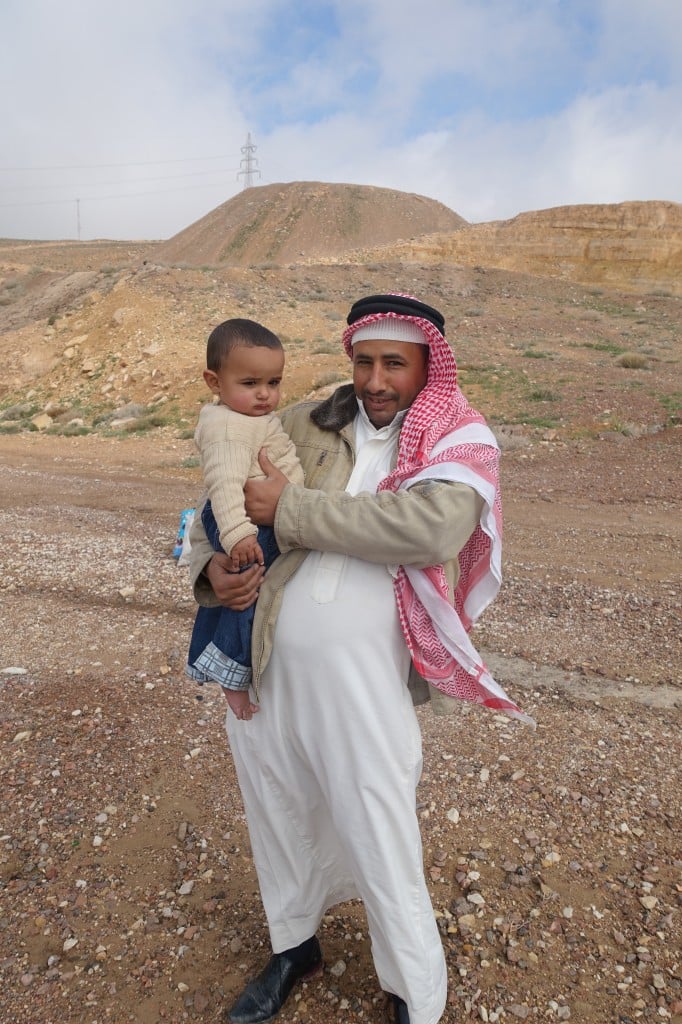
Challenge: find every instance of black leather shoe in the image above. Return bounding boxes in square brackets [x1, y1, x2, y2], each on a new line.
[227, 937, 323, 1023]
[388, 994, 410, 1023]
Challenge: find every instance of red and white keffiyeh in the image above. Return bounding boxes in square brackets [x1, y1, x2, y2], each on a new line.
[343, 298, 534, 726]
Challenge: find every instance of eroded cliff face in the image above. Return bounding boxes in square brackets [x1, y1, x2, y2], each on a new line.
[365, 201, 682, 295]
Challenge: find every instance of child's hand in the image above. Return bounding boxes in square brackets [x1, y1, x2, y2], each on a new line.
[229, 535, 264, 570]
[224, 688, 259, 721]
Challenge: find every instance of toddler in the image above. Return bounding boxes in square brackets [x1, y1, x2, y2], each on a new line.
[186, 318, 304, 719]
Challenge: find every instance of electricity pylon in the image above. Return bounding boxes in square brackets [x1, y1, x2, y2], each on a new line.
[238, 133, 261, 189]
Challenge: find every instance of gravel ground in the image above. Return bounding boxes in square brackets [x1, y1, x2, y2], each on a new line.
[0, 431, 680, 1024]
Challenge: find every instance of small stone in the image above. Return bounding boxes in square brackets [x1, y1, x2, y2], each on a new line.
[508, 1006, 530, 1019]
[230, 937, 243, 954]
[178, 880, 194, 895]
[118, 586, 136, 599]
[177, 982, 189, 993]
[652, 974, 666, 991]
[640, 895, 658, 910]
[12, 730, 32, 743]
[329, 960, 346, 977]
[193, 990, 209, 1012]
[92, 835, 104, 847]
[467, 892, 485, 906]
[2, 666, 28, 675]
[446, 808, 460, 824]
[63, 937, 78, 952]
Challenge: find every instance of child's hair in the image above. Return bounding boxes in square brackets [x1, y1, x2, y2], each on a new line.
[206, 318, 283, 372]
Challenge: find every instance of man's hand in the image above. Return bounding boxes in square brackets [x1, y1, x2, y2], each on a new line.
[244, 449, 289, 526]
[206, 552, 265, 610]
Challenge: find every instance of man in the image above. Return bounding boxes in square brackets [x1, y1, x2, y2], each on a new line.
[189, 294, 526, 1024]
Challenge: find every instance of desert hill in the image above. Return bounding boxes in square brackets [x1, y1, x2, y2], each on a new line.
[154, 181, 468, 266]
[0, 183, 679, 442]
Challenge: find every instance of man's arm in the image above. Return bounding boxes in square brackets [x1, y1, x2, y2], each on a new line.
[244, 451, 484, 569]
[275, 480, 484, 568]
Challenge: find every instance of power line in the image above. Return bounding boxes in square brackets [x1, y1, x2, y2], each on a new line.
[0, 155, 235, 172]
[0, 180, 236, 210]
[0, 167, 240, 194]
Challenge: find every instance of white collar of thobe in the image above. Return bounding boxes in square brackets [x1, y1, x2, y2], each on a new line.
[354, 398, 406, 450]
[345, 401, 406, 496]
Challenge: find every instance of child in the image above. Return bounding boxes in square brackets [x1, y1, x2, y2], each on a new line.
[186, 318, 304, 720]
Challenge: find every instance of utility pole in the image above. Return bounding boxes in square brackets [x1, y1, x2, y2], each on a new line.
[237, 133, 261, 190]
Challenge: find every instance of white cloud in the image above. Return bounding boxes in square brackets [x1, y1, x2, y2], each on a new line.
[0, 0, 680, 240]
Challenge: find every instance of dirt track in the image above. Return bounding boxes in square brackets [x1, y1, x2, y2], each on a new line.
[1, 429, 680, 1024]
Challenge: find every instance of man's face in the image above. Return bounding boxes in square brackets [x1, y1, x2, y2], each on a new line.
[352, 339, 429, 428]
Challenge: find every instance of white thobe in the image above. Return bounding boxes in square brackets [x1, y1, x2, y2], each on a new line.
[225, 404, 448, 1024]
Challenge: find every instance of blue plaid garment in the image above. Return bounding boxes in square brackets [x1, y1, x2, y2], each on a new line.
[186, 500, 280, 691]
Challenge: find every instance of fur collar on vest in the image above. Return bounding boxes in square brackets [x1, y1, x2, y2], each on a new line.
[310, 383, 358, 432]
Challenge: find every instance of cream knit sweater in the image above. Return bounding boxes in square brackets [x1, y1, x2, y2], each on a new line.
[195, 402, 304, 556]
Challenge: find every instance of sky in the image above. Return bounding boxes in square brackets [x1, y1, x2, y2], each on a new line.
[1, 0, 680, 241]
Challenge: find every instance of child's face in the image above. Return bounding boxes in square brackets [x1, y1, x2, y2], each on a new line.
[203, 344, 285, 416]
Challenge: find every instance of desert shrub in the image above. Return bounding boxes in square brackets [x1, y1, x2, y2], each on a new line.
[313, 371, 346, 389]
[57, 424, 92, 437]
[529, 389, 559, 402]
[582, 341, 627, 355]
[617, 352, 648, 369]
[122, 413, 171, 433]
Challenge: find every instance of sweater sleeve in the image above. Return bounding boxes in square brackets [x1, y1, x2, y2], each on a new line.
[263, 415, 305, 485]
[201, 439, 258, 555]
[196, 406, 261, 556]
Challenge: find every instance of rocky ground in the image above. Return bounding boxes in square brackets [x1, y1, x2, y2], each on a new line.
[0, 426, 679, 1024]
[0, 208, 680, 1022]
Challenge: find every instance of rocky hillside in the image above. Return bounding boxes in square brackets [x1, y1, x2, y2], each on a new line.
[0, 184, 679, 441]
[154, 181, 468, 266]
